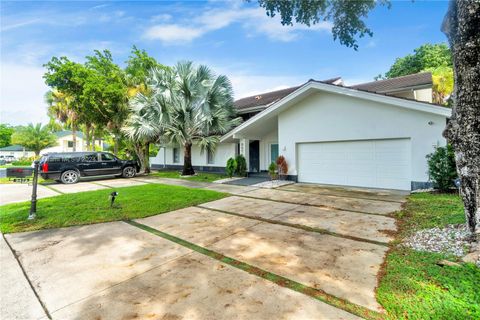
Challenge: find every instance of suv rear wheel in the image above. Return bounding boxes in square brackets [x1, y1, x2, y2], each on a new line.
[122, 166, 136, 178]
[61, 170, 79, 184]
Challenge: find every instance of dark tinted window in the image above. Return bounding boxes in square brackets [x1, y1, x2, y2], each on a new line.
[82, 153, 98, 162]
[48, 154, 83, 163]
[173, 148, 180, 163]
[101, 153, 116, 161]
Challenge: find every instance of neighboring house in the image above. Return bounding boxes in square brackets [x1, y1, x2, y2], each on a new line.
[41, 131, 86, 154]
[151, 72, 451, 191]
[0, 130, 104, 158]
[0, 145, 35, 158]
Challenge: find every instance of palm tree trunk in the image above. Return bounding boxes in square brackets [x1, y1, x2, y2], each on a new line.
[182, 142, 195, 176]
[114, 135, 119, 156]
[144, 142, 151, 174]
[72, 125, 77, 152]
[442, 0, 480, 235]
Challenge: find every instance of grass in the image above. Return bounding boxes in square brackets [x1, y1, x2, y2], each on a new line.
[378, 193, 480, 319]
[0, 183, 226, 233]
[150, 170, 227, 182]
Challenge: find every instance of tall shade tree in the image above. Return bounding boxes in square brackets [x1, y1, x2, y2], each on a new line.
[124, 62, 241, 176]
[43, 57, 102, 150]
[85, 50, 128, 155]
[45, 90, 79, 151]
[384, 43, 452, 78]
[382, 43, 454, 104]
[256, 0, 480, 234]
[11, 123, 57, 156]
[0, 124, 14, 148]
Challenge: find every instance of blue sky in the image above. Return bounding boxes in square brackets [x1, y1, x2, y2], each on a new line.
[1, 0, 449, 125]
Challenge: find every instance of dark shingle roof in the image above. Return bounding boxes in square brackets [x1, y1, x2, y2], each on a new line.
[54, 130, 84, 139]
[234, 77, 342, 111]
[350, 72, 432, 93]
[233, 73, 435, 112]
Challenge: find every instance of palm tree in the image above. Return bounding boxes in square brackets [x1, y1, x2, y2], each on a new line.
[124, 61, 241, 175]
[11, 123, 57, 156]
[45, 90, 79, 151]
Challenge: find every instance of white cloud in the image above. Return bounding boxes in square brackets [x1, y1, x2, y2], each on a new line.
[0, 63, 49, 125]
[144, 6, 331, 44]
[144, 25, 203, 43]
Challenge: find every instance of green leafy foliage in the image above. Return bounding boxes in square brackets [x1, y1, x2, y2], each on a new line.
[255, 0, 390, 50]
[235, 154, 247, 177]
[11, 123, 57, 156]
[385, 43, 452, 78]
[0, 124, 14, 148]
[268, 162, 277, 180]
[226, 157, 237, 178]
[427, 145, 457, 191]
[124, 61, 241, 176]
[383, 43, 454, 104]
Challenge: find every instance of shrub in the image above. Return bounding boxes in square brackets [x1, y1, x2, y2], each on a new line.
[276, 155, 288, 177]
[12, 157, 33, 166]
[268, 162, 277, 180]
[426, 145, 457, 191]
[226, 158, 237, 178]
[235, 155, 247, 177]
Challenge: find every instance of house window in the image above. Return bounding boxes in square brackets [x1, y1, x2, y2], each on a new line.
[270, 144, 279, 163]
[207, 149, 214, 164]
[173, 148, 180, 163]
[68, 141, 74, 148]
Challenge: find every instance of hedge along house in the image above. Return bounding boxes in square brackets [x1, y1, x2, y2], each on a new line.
[151, 72, 451, 191]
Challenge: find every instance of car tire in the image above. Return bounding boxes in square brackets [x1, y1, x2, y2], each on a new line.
[61, 170, 79, 184]
[122, 166, 136, 178]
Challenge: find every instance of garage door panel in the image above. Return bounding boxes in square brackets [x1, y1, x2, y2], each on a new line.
[297, 139, 411, 190]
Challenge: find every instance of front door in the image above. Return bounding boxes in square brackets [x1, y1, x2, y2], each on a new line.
[249, 140, 260, 172]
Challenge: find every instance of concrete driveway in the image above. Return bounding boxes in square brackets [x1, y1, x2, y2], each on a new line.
[2, 182, 406, 319]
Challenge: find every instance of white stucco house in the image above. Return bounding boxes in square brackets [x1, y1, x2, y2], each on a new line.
[151, 72, 451, 191]
[0, 145, 36, 159]
[0, 130, 104, 158]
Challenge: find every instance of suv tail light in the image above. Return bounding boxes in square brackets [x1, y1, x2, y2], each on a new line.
[41, 163, 48, 172]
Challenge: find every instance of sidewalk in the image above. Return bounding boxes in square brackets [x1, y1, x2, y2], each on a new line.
[0, 234, 47, 320]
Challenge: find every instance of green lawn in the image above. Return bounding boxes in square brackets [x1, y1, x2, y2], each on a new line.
[378, 193, 480, 319]
[0, 184, 226, 233]
[150, 170, 227, 182]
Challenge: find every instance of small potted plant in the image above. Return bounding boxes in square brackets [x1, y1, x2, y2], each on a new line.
[268, 162, 277, 180]
[276, 155, 288, 180]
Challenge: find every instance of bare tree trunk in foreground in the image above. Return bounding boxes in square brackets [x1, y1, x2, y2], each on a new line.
[442, 0, 480, 234]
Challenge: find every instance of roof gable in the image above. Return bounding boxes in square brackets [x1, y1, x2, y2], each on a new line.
[222, 80, 450, 142]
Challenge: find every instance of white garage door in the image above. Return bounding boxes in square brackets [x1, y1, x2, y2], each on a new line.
[297, 139, 411, 190]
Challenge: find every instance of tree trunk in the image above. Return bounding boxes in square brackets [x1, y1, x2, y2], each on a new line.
[182, 142, 195, 176]
[144, 142, 151, 174]
[72, 125, 77, 152]
[114, 135, 119, 156]
[133, 142, 146, 173]
[85, 124, 91, 151]
[442, 0, 480, 234]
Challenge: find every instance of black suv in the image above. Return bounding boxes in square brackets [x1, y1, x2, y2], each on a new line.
[39, 152, 139, 184]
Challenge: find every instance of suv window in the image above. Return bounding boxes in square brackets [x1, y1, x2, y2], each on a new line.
[83, 153, 99, 162]
[101, 153, 116, 161]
